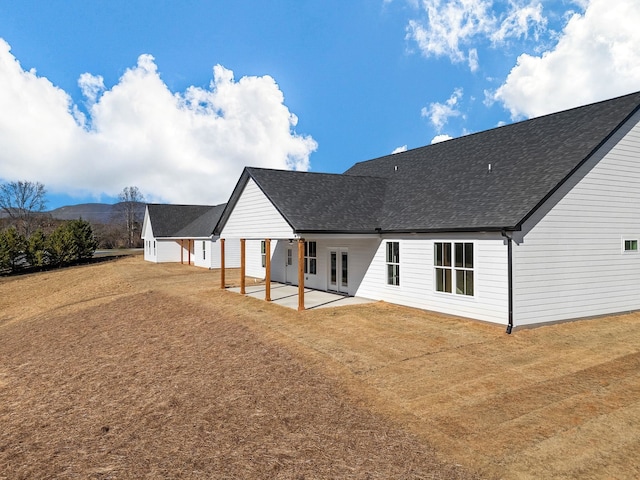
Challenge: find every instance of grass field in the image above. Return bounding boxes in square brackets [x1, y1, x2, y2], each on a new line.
[1, 256, 639, 478]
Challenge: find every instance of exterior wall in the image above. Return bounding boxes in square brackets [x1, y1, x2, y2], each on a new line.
[357, 234, 509, 325]
[514, 115, 640, 326]
[211, 237, 241, 269]
[244, 239, 267, 278]
[156, 239, 184, 263]
[141, 208, 156, 262]
[193, 239, 210, 268]
[241, 234, 509, 324]
[143, 238, 157, 262]
[221, 178, 295, 239]
[270, 237, 380, 296]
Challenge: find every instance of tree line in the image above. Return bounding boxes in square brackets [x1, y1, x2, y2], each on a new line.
[0, 219, 97, 272]
[0, 181, 145, 273]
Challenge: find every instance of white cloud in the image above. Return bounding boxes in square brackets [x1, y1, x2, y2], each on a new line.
[0, 38, 317, 205]
[493, 0, 640, 119]
[421, 87, 463, 131]
[406, 0, 546, 70]
[391, 145, 408, 154]
[468, 48, 480, 72]
[431, 134, 453, 143]
[490, 1, 545, 43]
[78, 73, 105, 106]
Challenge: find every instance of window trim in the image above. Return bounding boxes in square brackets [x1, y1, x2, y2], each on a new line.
[623, 238, 639, 253]
[386, 241, 400, 286]
[434, 241, 475, 297]
[304, 241, 317, 275]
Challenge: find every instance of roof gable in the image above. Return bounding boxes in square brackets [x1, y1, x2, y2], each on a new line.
[246, 168, 388, 233]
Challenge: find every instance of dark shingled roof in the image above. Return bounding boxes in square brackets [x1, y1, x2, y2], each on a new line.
[219, 91, 640, 234]
[147, 204, 225, 238]
[246, 169, 387, 233]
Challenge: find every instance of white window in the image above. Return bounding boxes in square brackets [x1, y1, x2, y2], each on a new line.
[153, 241, 156, 256]
[261, 241, 266, 267]
[435, 242, 474, 296]
[624, 239, 638, 252]
[434, 242, 452, 293]
[202, 241, 206, 260]
[304, 241, 317, 274]
[386, 241, 400, 286]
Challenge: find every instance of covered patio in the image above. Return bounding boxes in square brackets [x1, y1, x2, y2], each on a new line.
[227, 282, 374, 310]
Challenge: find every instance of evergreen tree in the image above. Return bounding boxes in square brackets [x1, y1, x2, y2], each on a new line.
[26, 229, 48, 267]
[45, 224, 75, 267]
[0, 227, 26, 272]
[67, 219, 98, 261]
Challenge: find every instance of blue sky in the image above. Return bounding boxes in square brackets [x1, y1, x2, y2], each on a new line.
[1, 0, 639, 209]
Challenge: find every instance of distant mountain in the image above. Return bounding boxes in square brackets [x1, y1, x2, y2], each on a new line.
[48, 202, 145, 224]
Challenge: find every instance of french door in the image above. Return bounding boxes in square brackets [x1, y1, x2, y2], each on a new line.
[328, 249, 349, 294]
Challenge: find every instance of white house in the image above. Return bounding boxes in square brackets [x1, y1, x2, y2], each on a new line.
[142, 204, 239, 269]
[214, 91, 640, 332]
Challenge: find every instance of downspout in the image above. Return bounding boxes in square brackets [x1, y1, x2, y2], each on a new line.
[501, 230, 514, 334]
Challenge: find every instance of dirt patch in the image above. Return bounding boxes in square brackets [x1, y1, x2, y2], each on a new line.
[0, 259, 477, 479]
[3, 257, 640, 479]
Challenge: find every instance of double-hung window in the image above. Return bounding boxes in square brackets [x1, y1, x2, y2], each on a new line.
[304, 241, 317, 274]
[202, 241, 206, 260]
[434, 242, 452, 293]
[386, 241, 400, 286]
[435, 242, 474, 296]
[261, 241, 266, 267]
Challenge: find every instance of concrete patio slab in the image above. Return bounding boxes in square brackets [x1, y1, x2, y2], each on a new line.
[228, 283, 374, 310]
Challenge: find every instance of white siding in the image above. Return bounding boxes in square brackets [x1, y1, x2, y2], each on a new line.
[357, 234, 509, 325]
[141, 207, 155, 262]
[221, 179, 295, 239]
[156, 239, 183, 263]
[193, 240, 210, 268]
[241, 234, 508, 324]
[302, 237, 379, 296]
[514, 115, 640, 326]
[241, 237, 379, 297]
[210, 237, 241, 269]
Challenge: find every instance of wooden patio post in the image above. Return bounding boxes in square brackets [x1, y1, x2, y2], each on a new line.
[240, 239, 246, 295]
[298, 238, 305, 311]
[265, 239, 271, 302]
[220, 238, 225, 289]
[188, 240, 192, 265]
[180, 240, 184, 264]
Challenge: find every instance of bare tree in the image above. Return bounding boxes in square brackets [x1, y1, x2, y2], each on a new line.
[0, 181, 48, 237]
[117, 186, 145, 248]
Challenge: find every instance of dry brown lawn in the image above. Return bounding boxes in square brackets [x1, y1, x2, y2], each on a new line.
[1, 256, 640, 479]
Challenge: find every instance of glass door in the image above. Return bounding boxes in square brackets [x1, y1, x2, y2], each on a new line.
[328, 249, 348, 294]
